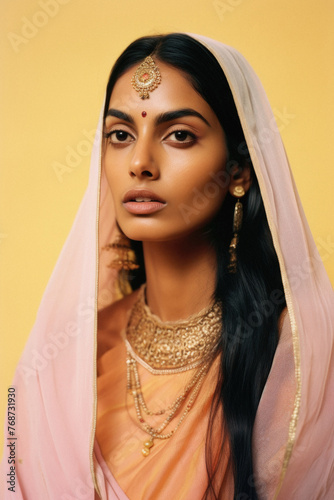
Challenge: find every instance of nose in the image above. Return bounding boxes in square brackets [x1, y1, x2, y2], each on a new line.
[128, 138, 160, 180]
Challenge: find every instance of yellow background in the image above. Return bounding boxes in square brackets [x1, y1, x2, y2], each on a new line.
[1, 0, 333, 453]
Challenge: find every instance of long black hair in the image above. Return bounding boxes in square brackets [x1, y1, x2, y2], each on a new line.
[103, 34, 286, 499]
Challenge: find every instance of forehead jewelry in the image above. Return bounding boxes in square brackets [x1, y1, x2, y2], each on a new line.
[131, 56, 161, 99]
[141, 111, 147, 117]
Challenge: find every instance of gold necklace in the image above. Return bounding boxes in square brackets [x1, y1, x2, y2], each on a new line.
[125, 285, 222, 457]
[125, 285, 222, 375]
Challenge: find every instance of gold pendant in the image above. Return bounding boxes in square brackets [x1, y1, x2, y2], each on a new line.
[141, 438, 154, 457]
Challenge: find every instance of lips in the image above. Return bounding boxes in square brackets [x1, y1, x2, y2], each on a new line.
[122, 189, 166, 204]
[122, 189, 167, 215]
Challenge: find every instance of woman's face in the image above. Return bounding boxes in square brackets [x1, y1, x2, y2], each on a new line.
[103, 60, 230, 242]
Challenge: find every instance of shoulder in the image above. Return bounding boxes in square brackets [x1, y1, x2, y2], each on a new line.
[97, 287, 141, 360]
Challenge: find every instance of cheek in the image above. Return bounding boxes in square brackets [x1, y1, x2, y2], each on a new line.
[103, 153, 124, 192]
[179, 150, 228, 204]
[172, 165, 228, 228]
[185, 177, 227, 220]
[102, 162, 123, 217]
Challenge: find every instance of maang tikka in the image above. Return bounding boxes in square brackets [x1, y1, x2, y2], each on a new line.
[228, 186, 245, 273]
[131, 56, 161, 99]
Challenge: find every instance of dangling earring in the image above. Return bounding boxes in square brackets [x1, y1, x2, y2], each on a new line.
[228, 186, 245, 273]
[103, 234, 139, 271]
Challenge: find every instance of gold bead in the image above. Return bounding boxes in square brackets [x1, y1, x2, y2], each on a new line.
[142, 447, 150, 457]
[144, 439, 153, 448]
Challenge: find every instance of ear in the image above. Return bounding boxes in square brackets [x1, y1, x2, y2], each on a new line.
[228, 162, 252, 197]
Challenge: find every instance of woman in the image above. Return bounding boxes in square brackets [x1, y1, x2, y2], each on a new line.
[1, 34, 333, 500]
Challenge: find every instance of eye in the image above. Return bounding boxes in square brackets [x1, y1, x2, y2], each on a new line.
[104, 129, 134, 144]
[164, 129, 197, 145]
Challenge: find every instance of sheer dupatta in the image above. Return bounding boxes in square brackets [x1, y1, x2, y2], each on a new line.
[1, 34, 333, 500]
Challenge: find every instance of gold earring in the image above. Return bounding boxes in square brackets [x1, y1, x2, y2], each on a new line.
[131, 56, 162, 99]
[103, 234, 139, 271]
[228, 186, 245, 273]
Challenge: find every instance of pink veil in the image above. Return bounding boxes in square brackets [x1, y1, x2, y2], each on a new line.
[1, 34, 333, 499]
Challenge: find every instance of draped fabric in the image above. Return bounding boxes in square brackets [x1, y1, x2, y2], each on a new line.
[1, 33, 333, 499]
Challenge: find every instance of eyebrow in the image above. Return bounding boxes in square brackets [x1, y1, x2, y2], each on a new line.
[106, 108, 134, 124]
[155, 109, 211, 127]
[105, 108, 211, 127]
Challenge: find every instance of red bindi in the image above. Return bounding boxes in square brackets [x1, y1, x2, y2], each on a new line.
[141, 111, 147, 117]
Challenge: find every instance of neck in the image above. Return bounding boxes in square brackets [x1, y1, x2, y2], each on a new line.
[142, 232, 217, 322]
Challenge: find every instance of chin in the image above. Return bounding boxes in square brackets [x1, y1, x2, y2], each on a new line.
[117, 213, 213, 243]
[116, 219, 158, 242]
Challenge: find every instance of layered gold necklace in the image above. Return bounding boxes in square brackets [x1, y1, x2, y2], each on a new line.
[125, 285, 222, 456]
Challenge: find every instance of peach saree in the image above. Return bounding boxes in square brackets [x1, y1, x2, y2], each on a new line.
[1, 34, 333, 499]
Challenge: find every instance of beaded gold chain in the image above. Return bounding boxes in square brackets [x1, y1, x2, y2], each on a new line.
[125, 285, 222, 456]
[126, 349, 212, 456]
